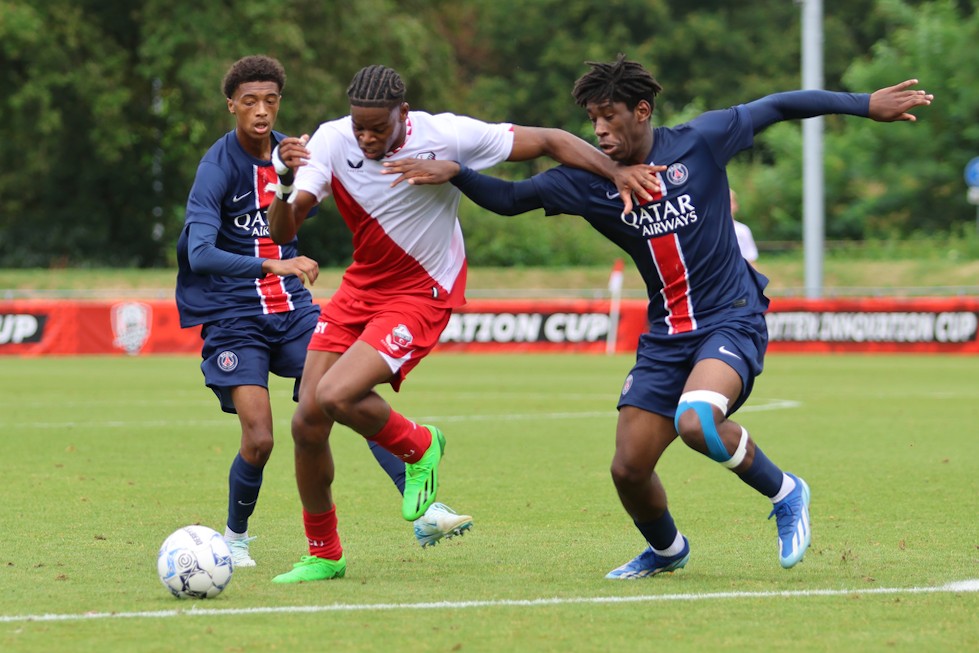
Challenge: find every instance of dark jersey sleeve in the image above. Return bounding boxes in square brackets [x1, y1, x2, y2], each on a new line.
[186, 222, 265, 278]
[745, 90, 871, 132]
[450, 166, 544, 216]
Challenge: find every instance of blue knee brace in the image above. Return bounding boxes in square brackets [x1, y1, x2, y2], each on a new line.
[675, 390, 748, 468]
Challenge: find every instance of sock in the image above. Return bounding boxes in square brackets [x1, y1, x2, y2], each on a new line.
[736, 445, 785, 498]
[367, 411, 431, 464]
[770, 473, 798, 504]
[227, 453, 262, 534]
[634, 509, 681, 552]
[367, 439, 406, 494]
[303, 507, 343, 561]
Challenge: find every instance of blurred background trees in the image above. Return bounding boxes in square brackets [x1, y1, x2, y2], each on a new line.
[1, 0, 976, 268]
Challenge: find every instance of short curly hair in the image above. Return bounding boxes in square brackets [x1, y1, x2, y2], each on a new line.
[222, 55, 286, 99]
[571, 53, 662, 112]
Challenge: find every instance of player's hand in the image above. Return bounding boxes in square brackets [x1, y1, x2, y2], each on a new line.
[271, 134, 311, 186]
[382, 159, 461, 187]
[868, 80, 933, 122]
[263, 255, 319, 286]
[613, 163, 667, 214]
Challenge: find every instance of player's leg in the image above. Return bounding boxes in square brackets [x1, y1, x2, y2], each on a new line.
[675, 349, 810, 569]
[198, 318, 275, 568]
[606, 406, 690, 579]
[272, 348, 347, 583]
[364, 441, 472, 547]
[319, 299, 458, 522]
[223, 384, 274, 567]
[315, 340, 443, 521]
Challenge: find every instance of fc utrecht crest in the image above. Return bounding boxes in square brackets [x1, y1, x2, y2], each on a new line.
[111, 302, 152, 355]
[384, 324, 414, 353]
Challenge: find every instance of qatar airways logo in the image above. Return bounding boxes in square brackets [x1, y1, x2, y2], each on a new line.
[233, 210, 271, 237]
[620, 193, 699, 237]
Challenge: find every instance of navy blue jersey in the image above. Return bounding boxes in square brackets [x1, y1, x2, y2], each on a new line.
[176, 130, 314, 328]
[531, 106, 770, 336]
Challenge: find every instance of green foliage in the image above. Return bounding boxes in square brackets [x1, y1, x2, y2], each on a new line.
[732, 0, 979, 243]
[1, 0, 977, 267]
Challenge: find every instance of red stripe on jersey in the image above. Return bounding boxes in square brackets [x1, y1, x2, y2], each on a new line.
[637, 171, 667, 206]
[255, 238, 294, 314]
[648, 233, 696, 334]
[256, 165, 278, 208]
[329, 178, 461, 305]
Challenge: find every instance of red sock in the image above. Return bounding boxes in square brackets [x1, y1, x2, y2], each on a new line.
[368, 411, 431, 464]
[303, 507, 343, 561]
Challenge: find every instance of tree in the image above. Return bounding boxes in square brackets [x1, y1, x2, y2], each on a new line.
[732, 0, 979, 241]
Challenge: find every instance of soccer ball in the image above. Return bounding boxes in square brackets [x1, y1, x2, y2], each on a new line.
[157, 525, 234, 599]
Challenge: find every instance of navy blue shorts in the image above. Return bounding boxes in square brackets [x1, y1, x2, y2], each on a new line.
[199, 305, 320, 414]
[617, 313, 768, 420]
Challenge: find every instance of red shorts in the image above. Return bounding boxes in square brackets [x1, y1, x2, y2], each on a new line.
[309, 282, 452, 390]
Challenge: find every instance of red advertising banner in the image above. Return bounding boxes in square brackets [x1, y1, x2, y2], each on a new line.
[765, 297, 979, 354]
[1, 296, 976, 356]
[0, 299, 200, 356]
[436, 298, 649, 353]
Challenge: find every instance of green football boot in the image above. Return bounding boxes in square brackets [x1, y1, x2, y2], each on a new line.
[402, 425, 446, 521]
[271, 555, 346, 584]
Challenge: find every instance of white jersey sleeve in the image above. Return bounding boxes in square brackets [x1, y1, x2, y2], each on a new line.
[292, 118, 350, 204]
[434, 112, 515, 170]
[734, 220, 759, 263]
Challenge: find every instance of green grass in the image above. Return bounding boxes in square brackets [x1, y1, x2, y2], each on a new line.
[1, 353, 977, 652]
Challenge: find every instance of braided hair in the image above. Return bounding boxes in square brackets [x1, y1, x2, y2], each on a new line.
[571, 54, 662, 112]
[347, 65, 407, 108]
[222, 55, 286, 98]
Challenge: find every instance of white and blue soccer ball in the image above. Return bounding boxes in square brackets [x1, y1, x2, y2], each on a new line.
[157, 525, 234, 599]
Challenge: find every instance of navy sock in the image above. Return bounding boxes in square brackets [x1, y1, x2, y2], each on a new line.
[227, 453, 263, 534]
[634, 509, 679, 551]
[736, 445, 784, 498]
[368, 439, 406, 494]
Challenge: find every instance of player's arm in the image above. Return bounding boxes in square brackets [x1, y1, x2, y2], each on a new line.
[509, 125, 661, 215]
[379, 159, 542, 216]
[448, 163, 544, 216]
[745, 80, 932, 132]
[267, 134, 315, 244]
[268, 191, 317, 244]
[187, 222, 319, 286]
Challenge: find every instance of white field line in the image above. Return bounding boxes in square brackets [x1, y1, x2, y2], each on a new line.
[2, 579, 977, 624]
[9, 399, 802, 429]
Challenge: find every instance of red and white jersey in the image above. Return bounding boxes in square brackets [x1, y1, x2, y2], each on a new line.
[294, 111, 514, 306]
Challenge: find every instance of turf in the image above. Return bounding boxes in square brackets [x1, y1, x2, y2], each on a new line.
[0, 353, 976, 652]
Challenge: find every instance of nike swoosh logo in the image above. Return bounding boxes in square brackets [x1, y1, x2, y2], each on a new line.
[236, 500, 257, 507]
[232, 191, 253, 203]
[718, 346, 742, 360]
[606, 191, 620, 200]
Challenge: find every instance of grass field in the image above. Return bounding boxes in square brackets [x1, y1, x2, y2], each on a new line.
[2, 259, 979, 299]
[1, 353, 977, 652]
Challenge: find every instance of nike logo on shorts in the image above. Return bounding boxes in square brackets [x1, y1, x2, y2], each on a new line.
[718, 345, 742, 360]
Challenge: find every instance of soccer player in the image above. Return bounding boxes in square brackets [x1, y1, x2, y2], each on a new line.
[382, 55, 932, 577]
[729, 189, 759, 267]
[175, 56, 474, 570]
[265, 64, 660, 583]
